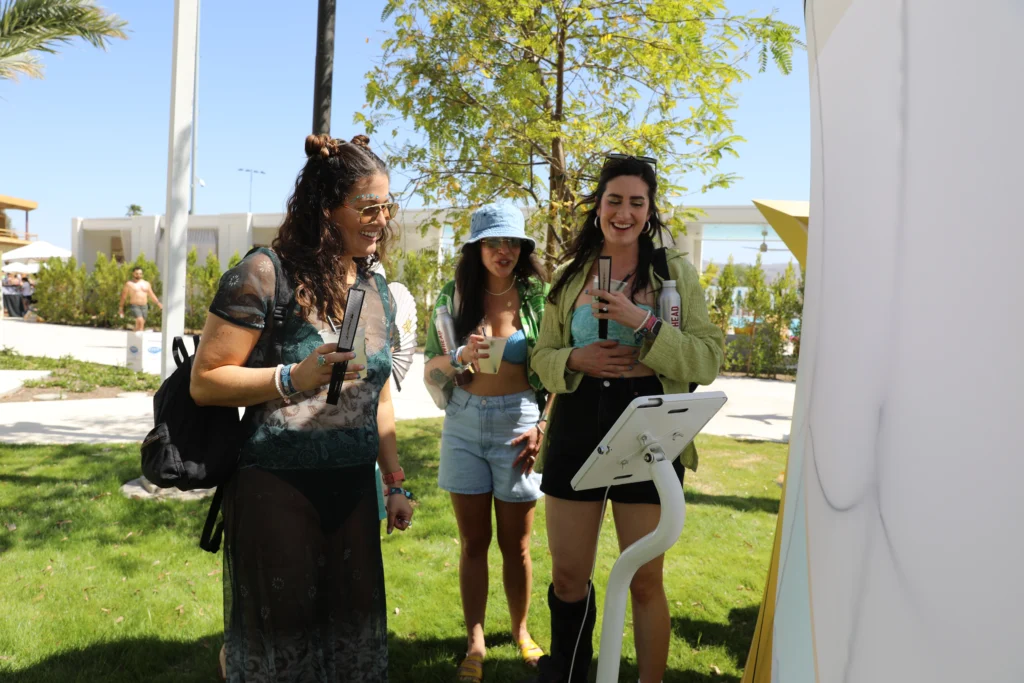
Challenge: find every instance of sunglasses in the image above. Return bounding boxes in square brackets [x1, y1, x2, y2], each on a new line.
[604, 153, 657, 172]
[343, 201, 399, 225]
[481, 237, 523, 250]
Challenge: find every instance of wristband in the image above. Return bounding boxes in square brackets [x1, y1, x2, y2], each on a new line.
[281, 363, 297, 395]
[633, 310, 653, 334]
[273, 365, 291, 404]
[382, 467, 405, 486]
[388, 487, 413, 499]
[450, 346, 468, 370]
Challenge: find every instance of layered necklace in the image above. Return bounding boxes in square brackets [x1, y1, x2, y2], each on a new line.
[485, 279, 517, 308]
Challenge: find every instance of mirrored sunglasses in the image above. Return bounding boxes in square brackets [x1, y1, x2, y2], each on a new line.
[604, 153, 657, 172]
[481, 237, 523, 250]
[345, 201, 399, 224]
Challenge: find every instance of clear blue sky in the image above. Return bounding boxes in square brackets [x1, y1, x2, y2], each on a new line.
[0, 0, 809, 265]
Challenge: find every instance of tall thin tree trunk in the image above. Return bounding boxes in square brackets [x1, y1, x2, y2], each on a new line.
[312, 0, 336, 136]
[547, 16, 568, 268]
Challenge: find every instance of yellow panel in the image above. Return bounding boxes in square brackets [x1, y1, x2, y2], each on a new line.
[752, 200, 809, 269]
[0, 195, 39, 211]
[741, 465, 787, 683]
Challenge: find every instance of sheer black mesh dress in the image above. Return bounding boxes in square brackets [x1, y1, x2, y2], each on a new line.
[209, 249, 395, 682]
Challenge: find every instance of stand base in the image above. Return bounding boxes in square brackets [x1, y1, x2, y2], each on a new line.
[595, 447, 686, 683]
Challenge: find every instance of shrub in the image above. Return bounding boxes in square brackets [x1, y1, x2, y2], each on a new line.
[34, 257, 89, 325]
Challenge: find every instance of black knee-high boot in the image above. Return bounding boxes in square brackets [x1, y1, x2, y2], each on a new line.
[529, 583, 598, 683]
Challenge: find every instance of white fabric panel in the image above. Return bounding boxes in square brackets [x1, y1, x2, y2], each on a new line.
[778, 1, 1024, 682]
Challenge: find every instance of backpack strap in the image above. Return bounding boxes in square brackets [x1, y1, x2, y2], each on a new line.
[200, 247, 293, 554]
[653, 247, 669, 281]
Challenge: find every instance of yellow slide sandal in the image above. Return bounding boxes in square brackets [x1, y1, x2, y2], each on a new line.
[518, 637, 544, 666]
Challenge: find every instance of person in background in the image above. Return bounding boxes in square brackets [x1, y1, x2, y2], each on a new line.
[423, 203, 552, 682]
[119, 266, 162, 331]
[529, 155, 724, 683]
[20, 275, 34, 309]
[191, 133, 413, 682]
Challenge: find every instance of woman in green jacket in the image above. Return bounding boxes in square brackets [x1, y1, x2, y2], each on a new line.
[529, 156, 724, 683]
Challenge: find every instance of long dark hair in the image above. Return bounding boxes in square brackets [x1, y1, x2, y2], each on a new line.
[453, 240, 548, 342]
[272, 134, 393, 322]
[548, 156, 667, 305]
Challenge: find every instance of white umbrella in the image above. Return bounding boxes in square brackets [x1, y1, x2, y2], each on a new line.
[1, 240, 72, 262]
[1, 261, 39, 274]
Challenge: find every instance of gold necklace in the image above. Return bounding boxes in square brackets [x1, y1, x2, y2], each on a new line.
[485, 280, 517, 308]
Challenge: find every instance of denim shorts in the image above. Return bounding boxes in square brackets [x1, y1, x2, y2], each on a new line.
[438, 388, 544, 503]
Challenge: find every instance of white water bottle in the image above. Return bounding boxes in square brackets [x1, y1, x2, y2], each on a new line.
[435, 304, 472, 386]
[658, 280, 682, 329]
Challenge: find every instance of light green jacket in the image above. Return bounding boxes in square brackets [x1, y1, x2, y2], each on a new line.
[531, 249, 724, 471]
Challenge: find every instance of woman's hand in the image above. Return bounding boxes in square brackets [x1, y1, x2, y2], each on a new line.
[458, 333, 490, 365]
[511, 424, 543, 475]
[290, 343, 363, 393]
[567, 340, 638, 378]
[588, 288, 650, 330]
[386, 492, 414, 534]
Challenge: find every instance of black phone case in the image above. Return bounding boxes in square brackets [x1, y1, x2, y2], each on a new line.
[326, 288, 366, 405]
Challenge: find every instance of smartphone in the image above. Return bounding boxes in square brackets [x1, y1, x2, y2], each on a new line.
[326, 288, 366, 405]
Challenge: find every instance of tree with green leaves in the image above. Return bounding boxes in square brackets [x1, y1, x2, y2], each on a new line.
[761, 260, 800, 377]
[709, 255, 739, 338]
[391, 247, 458, 344]
[362, 0, 800, 258]
[740, 253, 771, 376]
[125, 204, 143, 217]
[700, 259, 720, 292]
[0, 0, 127, 81]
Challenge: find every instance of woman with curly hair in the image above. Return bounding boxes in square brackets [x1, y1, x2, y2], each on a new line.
[191, 134, 414, 682]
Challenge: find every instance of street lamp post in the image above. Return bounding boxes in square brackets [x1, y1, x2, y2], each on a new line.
[238, 168, 265, 213]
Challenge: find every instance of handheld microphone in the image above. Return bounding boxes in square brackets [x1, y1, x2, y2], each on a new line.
[597, 256, 611, 339]
[326, 287, 365, 405]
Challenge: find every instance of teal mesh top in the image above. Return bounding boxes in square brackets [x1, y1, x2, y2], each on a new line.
[570, 303, 653, 348]
[209, 249, 394, 470]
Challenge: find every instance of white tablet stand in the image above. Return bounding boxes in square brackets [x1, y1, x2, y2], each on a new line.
[571, 391, 728, 683]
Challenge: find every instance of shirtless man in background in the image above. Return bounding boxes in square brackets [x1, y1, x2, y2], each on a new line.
[119, 267, 162, 331]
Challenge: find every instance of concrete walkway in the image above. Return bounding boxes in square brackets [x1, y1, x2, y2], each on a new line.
[0, 318, 795, 445]
[0, 370, 49, 397]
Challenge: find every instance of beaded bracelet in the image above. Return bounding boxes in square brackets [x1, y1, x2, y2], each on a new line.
[633, 310, 653, 334]
[388, 487, 413, 499]
[450, 345, 469, 371]
[273, 364, 291, 404]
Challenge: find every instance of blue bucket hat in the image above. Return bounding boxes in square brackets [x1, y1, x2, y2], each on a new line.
[465, 202, 536, 248]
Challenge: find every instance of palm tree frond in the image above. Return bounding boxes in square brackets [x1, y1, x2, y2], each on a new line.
[0, 51, 41, 80]
[0, 0, 127, 80]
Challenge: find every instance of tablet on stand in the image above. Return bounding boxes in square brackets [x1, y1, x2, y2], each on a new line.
[571, 390, 727, 683]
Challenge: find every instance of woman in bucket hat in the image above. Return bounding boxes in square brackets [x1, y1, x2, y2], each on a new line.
[423, 202, 554, 681]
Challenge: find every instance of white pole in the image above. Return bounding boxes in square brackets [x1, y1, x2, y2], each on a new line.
[188, 0, 201, 215]
[162, 0, 199, 379]
[595, 448, 687, 683]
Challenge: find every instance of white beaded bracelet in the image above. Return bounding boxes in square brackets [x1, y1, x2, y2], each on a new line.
[273, 364, 291, 404]
[633, 310, 653, 334]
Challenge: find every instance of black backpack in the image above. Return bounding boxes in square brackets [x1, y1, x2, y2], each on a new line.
[140, 247, 292, 552]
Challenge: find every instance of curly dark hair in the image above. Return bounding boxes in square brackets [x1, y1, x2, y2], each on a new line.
[272, 134, 393, 322]
[453, 240, 548, 343]
[548, 156, 667, 305]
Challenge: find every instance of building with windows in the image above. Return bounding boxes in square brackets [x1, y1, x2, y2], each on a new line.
[71, 202, 805, 276]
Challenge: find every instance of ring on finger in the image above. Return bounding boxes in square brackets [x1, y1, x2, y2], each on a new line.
[316, 354, 327, 367]
[600, 306, 608, 313]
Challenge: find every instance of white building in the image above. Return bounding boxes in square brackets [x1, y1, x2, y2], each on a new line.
[71, 204, 775, 276]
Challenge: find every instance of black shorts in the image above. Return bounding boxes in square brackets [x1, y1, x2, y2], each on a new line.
[540, 375, 684, 504]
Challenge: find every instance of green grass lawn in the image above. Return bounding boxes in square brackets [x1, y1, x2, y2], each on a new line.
[0, 421, 785, 682]
[0, 348, 161, 393]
